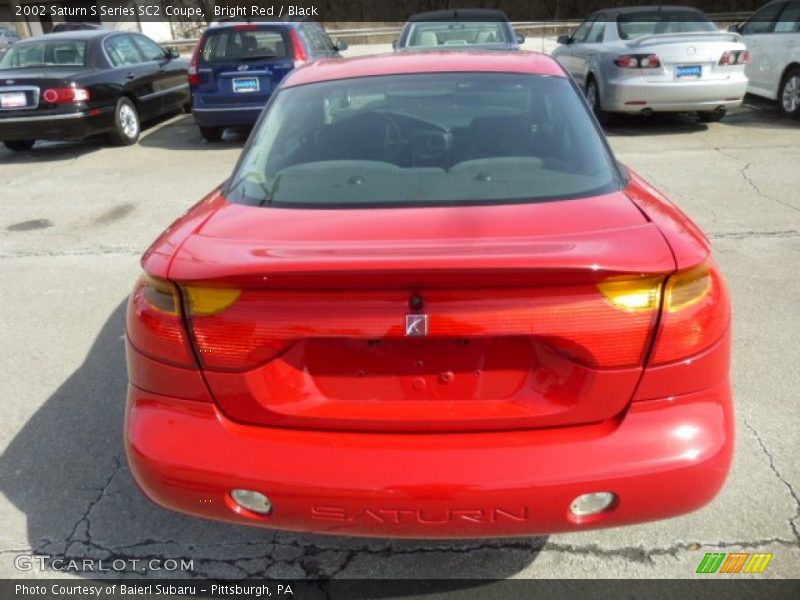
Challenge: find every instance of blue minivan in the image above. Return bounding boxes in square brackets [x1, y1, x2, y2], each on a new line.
[189, 21, 346, 141]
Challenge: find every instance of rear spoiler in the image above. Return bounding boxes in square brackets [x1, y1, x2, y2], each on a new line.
[629, 31, 743, 46]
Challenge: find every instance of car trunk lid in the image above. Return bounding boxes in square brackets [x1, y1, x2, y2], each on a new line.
[626, 32, 746, 82]
[169, 191, 676, 432]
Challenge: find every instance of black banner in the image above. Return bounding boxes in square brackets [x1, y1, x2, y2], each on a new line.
[1, 0, 770, 23]
[3, 579, 800, 600]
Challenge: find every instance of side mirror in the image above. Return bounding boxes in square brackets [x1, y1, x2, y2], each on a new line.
[392, 40, 398, 50]
[727, 23, 742, 34]
[514, 32, 525, 44]
[334, 38, 348, 51]
[165, 47, 179, 59]
[556, 35, 572, 45]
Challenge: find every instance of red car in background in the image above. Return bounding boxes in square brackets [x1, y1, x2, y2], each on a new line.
[125, 51, 733, 538]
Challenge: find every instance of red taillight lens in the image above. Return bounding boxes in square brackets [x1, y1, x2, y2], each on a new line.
[289, 29, 308, 67]
[719, 50, 749, 66]
[42, 87, 90, 104]
[614, 54, 661, 69]
[185, 282, 664, 372]
[188, 38, 206, 86]
[127, 275, 196, 368]
[651, 262, 729, 365]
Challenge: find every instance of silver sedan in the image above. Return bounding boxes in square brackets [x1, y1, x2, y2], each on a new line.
[551, 6, 749, 123]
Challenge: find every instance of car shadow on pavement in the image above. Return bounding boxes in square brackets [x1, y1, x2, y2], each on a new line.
[604, 112, 709, 137]
[138, 113, 251, 151]
[0, 301, 545, 581]
[0, 111, 203, 164]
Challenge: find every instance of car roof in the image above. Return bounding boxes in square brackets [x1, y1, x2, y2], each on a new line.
[207, 20, 300, 30]
[283, 51, 564, 88]
[15, 29, 112, 43]
[406, 9, 511, 22]
[593, 5, 708, 18]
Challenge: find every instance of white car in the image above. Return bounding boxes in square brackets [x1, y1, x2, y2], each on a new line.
[731, 0, 800, 118]
[552, 5, 749, 124]
[0, 25, 21, 49]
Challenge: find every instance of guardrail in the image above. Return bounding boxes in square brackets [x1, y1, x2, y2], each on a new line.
[160, 12, 753, 50]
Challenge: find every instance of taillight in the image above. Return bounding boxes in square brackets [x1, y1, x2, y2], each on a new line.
[614, 54, 661, 69]
[188, 37, 206, 86]
[42, 87, 90, 104]
[185, 283, 665, 372]
[289, 29, 308, 67]
[719, 50, 749, 66]
[650, 261, 729, 365]
[126, 275, 196, 368]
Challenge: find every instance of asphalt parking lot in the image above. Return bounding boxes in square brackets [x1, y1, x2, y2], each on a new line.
[1, 86, 799, 579]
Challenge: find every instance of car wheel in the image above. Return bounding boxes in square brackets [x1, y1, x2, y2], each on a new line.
[4, 140, 35, 152]
[778, 67, 800, 119]
[697, 109, 726, 123]
[585, 77, 610, 126]
[108, 97, 140, 146]
[199, 126, 224, 142]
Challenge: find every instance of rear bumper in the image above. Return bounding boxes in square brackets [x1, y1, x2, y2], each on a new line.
[192, 105, 264, 128]
[602, 75, 748, 113]
[0, 108, 113, 141]
[126, 379, 734, 538]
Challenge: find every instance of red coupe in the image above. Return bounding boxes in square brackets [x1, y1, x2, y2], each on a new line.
[125, 51, 733, 538]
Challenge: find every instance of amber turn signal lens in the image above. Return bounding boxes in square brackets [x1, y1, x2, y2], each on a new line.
[141, 275, 181, 316]
[663, 263, 711, 312]
[597, 276, 663, 312]
[184, 285, 241, 316]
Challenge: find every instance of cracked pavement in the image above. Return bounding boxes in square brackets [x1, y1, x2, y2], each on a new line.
[1, 86, 799, 580]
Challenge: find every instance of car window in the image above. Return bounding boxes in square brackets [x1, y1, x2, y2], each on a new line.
[571, 20, 594, 43]
[201, 27, 291, 62]
[406, 22, 512, 47]
[617, 10, 717, 40]
[586, 21, 606, 43]
[774, 2, 800, 32]
[132, 35, 166, 61]
[105, 35, 143, 67]
[742, 2, 786, 34]
[226, 72, 620, 209]
[0, 40, 87, 68]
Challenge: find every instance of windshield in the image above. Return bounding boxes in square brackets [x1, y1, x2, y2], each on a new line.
[227, 72, 620, 209]
[202, 27, 291, 62]
[617, 11, 717, 40]
[0, 40, 87, 68]
[404, 22, 512, 47]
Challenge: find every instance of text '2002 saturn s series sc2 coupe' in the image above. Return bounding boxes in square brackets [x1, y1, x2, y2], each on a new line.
[124, 51, 733, 538]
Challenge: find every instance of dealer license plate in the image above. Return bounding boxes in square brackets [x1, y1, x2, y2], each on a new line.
[676, 65, 702, 79]
[232, 77, 259, 93]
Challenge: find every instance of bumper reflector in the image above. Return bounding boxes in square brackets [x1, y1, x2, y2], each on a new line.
[570, 492, 616, 517]
[230, 489, 272, 514]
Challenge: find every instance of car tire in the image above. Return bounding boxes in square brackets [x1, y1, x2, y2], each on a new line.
[585, 76, 610, 126]
[108, 97, 140, 146]
[778, 66, 800, 119]
[697, 109, 726, 123]
[199, 126, 224, 142]
[4, 140, 35, 152]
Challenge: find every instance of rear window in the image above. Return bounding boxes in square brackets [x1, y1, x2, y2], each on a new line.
[226, 72, 621, 209]
[405, 22, 512, 47]
[201, 27, 291, 62]
[0, 40, 87, 68]
[617, 11, 717, 40]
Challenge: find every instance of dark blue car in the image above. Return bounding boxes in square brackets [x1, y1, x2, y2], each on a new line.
[189, 21, 346, 142]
